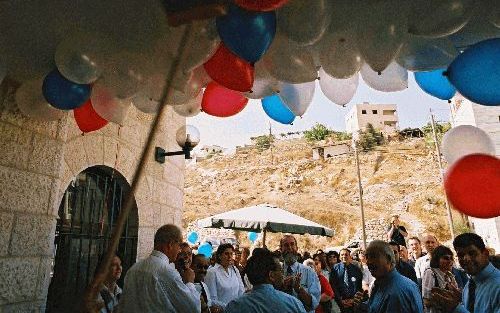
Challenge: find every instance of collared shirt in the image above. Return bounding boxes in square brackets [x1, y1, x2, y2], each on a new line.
[330, 262, 363, 300]
[98, 283, 122, 313]
[367, 269, 423, 313]
[205, 264, 245, 308]
[396, 260, 419, 285]
[415, 255, 431, 284]
[453, 263, 500, 313]
[284, 261, 321, 313]
[225, 284, 307, 313]
[422, 268, 457, 313]
[194, 281, 212, 307]
[120, 250, 201, 313]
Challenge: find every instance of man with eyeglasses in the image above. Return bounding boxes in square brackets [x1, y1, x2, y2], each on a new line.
[191, 254, 224, 313]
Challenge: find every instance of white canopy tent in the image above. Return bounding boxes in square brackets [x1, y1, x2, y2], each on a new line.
[197, 203, 334, 246]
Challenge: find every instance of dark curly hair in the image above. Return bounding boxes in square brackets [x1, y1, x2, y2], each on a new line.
[215, 243, 235, 264]
[430, 245, 454, 269]
[245, 248, 280, 285]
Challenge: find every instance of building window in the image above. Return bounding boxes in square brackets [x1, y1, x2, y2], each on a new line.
[498, 115, 500, 122]
[362, 110, 367, 114]
[372, 110, 378, 114]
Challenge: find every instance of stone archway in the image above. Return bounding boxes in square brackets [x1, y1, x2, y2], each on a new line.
[45, 166, 138, 313]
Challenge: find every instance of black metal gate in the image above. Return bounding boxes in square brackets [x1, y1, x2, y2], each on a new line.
[46, 166, 138, 313]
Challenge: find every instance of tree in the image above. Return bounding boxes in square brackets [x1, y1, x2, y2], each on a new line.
[254, 135, 274, 151]
[422, 122, 451, 148]
[303, 123, 333, 142]
[357, 123, 384, 151]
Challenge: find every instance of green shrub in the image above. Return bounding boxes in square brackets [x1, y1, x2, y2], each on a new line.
[255, 135, 274, 151]
[357, 123, 384, 151]
[304, 123, 333, 142]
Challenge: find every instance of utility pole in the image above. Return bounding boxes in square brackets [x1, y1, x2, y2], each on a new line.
[269, 122, 274, 165]
[430, 111, 455, 239]
[353, 141, 367, 249]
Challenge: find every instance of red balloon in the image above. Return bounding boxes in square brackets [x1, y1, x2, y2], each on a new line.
[74, 99, 108, 133]
[444, 154, 500, 218]
[202, 81, 248, 117]
[235, 0, 289, 11]
[204, 44, 254, 92]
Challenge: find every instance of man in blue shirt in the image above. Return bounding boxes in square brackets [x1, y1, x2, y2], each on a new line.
[280, 235, 321, 313]
[329, 248, 363, 313]
[389, 241, 418, 285]
[353, 240, 424, 313]
[431, 233, 500, 313]
[225, 248, 306, 313]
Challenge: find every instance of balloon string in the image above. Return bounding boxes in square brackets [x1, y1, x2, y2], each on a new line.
[81, 23, 193, 313]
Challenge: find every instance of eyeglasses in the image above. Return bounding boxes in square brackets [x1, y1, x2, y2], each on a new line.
[196, 265, 209, 269]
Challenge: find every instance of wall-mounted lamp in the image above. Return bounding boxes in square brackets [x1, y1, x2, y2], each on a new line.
[155, 125, 200, 163]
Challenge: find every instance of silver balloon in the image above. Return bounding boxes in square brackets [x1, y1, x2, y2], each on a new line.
[441, 125, 496, 164]
[91, 82, 131, 125]
[263, 34, 318, 83]
[279, 81, 316, 117]
[361, 62, 408, 92]
[277, 0, 332, 46]
[173, 93, 203, 117]
[319, 68, 359, 106]
[180, 20, 220, 73]
[244, 61, 280, 99]
[481, 0, 500, 27]
[408, 0, 475, 38]
[55, 32, 108, 84]
[100, 51, 146, 99]
[448, 5, 500, 49]
[15, 78, 65, 121]
[318, 29, 363, 79]
[132, 92, 160, 114]
[356, 0, 408, 73]
[396, 36, 458, 72]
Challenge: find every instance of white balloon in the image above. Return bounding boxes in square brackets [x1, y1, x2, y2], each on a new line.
[441, 125, 496, 164]
[244, 61, 280, 99]
[277, 0, 332, 46]
[408, 0, 474, 38]
[319, 68, 359, 106]
[356, 0, 407, 73]
[15, 78, 65, 121]
[318, 29, 363, 79]
[481, 0, 500, 28]
[173, 93, 203, 117]
[263, 34, 318, 84]
[448, 5, 500, 49]
[100, 51, 146, 99]
[279, 81, 316, 117]
[180, 20, 220, 73]
[91, 83, 131, 125]
[55, 32, 108, 84]
[396, 36, 458, 72]
[361, 62, 408, 92]
[132, 92, 161, 114]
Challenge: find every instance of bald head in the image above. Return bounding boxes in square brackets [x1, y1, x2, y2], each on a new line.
[421, 234, 439, 255]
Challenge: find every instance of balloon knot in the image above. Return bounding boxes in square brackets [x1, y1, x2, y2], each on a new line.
[81, 132, 85, 136]
[316, 76, 320, 80]
[448, 99, 452, 103]
[339, 38, 346, 43]
[377, 71, 382, 75]
[442, 71, 449, 76]
[249, 90, 253, 93]
[276, 90, 280, 93]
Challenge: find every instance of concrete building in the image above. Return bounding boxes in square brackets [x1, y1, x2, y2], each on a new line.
[0, 80, 186, 312]
[450, 94, 500, 253]
[345, 102, 398, 136]
[312, 143, 352, 160]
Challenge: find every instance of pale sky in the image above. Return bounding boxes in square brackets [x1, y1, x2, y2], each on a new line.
[188, 74, 452, 149]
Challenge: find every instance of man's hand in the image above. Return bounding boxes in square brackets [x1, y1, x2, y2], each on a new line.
[181, 267, 195, 284]
[430, 286, 461, 312]
[210, 305, 224, 313]
[353, 291, 367, 307]
[283, 276, 294, 291]
[292, 273, 303, 293]
[342, 299, 354, 307]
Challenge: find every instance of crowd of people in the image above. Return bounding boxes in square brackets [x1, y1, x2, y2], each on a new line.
[96, 216, 500, 313]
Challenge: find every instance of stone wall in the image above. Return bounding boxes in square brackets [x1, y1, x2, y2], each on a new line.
[0, 82, 186, 311]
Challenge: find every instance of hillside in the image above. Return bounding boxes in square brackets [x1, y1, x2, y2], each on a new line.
[183, 137, 462, 251]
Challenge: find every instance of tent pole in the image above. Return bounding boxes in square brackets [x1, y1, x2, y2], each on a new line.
[262, 229, 267, 248]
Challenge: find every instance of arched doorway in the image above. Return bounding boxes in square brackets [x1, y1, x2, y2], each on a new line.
[46, 166, 138, 313]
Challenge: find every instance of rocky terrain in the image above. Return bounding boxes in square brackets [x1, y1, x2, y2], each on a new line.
[183, 137, 463, 251]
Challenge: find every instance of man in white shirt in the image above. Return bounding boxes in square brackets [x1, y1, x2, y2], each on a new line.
[280, 235, 321, 313]
[191, 253, 224, 313]
[415, 234, 439, 285]
[120, 224, 201, 313]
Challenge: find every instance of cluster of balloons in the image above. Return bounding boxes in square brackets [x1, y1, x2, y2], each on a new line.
[441, 125, 499, 218]
[2, 0, 500, 128]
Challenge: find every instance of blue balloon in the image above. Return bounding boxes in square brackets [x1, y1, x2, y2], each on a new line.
[198, 242, 213, 258]
[262, 94, 295, 125]
[217, 5, 276, 63]
[248, 232, 258, 243]
[447, 38, 500, 106]
[43, 69, 91, 110]
[414, 69, 456, 100]
[187, 231, 199, 245]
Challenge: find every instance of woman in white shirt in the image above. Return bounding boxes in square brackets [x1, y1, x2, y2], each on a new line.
[422, 245, 458, 313]
[205, 243, 245, 309]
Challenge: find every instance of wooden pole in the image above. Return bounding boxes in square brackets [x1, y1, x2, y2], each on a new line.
[430, 111, 455, 239]
[353, 142, 367, 249]
[82, 24, 194, 313]
[262, 229, 267, 248]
